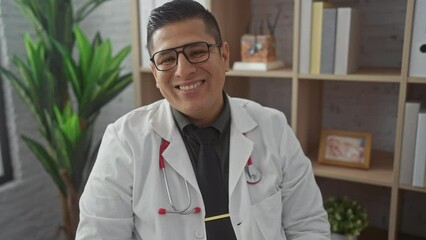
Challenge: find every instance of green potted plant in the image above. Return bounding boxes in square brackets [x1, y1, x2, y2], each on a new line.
[324, 196, 369, 240]
[0, 0, 132, 239]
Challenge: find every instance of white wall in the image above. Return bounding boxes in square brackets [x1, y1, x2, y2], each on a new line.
[0, 0, 134, 239]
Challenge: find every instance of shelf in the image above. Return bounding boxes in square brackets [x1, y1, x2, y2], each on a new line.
[227, 67, 293, 79]
[311, 150, 394, 187]
[408, 76, 426, 84]
[357, 227, 424, 240]
[399, 184, 426, 194]
[359, 227, 387, 240]
[299, 67, 402, 83]
[139, 67, 294, 79]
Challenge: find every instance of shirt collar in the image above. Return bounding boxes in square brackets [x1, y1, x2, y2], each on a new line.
[171, 92, 230, 134]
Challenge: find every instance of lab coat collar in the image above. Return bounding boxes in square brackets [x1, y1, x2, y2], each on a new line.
[150, 100, 200, 194]
[149, 97, 259, 197]
[150, 96, 258, 138]
[228, 97, 257, 196]
[149, 100, 174, 142]
[228, 97, 257, 133]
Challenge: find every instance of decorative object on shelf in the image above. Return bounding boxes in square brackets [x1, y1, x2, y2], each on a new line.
[0, 0, 132, 239]
[233, 7, 284, 71]
[318, 129, 372, 169]
[325, 196, 368, 240]
[232, 59, 285, 71]
[240, 34, 277, 62]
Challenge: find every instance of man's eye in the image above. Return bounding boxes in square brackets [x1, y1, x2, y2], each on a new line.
[158, 56, 176, 65]
[189, 50, 208, 58]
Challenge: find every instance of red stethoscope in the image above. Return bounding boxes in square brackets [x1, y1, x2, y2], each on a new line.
[158, 139, 262, 215]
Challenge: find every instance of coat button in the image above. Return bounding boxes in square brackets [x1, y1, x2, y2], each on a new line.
[194, 229, 204, 239]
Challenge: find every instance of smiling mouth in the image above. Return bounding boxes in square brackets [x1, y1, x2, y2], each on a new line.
[177, 81, 204, 91]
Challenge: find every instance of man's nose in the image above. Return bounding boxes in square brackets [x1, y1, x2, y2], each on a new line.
[175, 52, 196, 77]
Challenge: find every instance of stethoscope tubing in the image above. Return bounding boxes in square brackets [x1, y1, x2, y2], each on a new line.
[158, 139, 261, 215]
[161, 165, 192, 212]
[159, 139, 198, 215]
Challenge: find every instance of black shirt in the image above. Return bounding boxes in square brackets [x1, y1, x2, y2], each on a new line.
[171, 94, 231, 191]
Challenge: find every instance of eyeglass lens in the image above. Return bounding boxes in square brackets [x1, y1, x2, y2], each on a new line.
[153, 42, 211, 71]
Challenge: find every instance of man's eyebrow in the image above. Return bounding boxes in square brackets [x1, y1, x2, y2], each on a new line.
[156, 41, 204, 53]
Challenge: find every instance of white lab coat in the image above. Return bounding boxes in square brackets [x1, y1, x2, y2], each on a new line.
[76, 97, 330, 240]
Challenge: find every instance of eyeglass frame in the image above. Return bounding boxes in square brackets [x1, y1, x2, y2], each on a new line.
[150, 41, 222, 71]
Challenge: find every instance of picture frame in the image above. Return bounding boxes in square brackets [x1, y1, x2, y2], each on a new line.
[318, 129, 372, 169]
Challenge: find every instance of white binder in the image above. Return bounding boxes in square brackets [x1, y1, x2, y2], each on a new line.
[299, 0, 313, 74]
[334, 8, 360, 75]
[413, 110, 426, 187]
[409, 0, 426, 77]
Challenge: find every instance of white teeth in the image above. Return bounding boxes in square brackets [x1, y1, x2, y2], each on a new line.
[179, 81, 202, 91]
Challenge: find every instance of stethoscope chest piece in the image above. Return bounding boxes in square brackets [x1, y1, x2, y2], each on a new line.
[245, 158, 262, 184]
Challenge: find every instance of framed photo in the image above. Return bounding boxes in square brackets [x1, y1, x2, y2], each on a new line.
[318, 129, 372, 169]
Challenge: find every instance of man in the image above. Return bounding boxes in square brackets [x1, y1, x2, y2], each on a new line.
[76, 0, 330, 239]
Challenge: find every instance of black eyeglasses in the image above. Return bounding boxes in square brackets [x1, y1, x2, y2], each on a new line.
[150, 41, 222, 71]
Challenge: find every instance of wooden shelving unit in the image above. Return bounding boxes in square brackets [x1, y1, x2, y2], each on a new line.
[226, 68, 293, 79]
[130, 0, 426, 239]
[311, 150, 394, 187]
[299, 67, 402, 82]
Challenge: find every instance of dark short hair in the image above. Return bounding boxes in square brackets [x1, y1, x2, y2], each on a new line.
[147, 0, 222, 55]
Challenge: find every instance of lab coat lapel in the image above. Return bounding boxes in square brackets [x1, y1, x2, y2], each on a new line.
[162, 136, 200, 193]
[150, 100, 200, 194]
[228, 98, 257, 197]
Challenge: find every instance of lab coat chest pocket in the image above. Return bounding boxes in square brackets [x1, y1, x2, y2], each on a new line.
[252, 190, 285, 240]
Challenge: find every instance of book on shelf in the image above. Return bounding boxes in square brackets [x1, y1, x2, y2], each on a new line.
[320, 8, 337, 74]
[232, 61, 285, 71]
[299, 0, 313, 74]
[399, 102, 421, 185]
[409, 0, 426, 77]
[310, 1, 334, 74]
[334, 7, 360, 75]
[412, 109, 426, 188]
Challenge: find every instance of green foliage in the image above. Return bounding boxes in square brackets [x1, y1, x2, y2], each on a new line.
[59, 26, 132, 124]
[0, 0, 131, 197]
[324, 196, 369, 236]
[0, 35, 56, 139]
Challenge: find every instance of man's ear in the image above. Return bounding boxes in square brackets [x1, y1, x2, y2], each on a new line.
[221, 41, 230, 72]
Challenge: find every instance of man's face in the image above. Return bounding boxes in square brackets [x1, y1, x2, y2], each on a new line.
[150, 18, 230, 127]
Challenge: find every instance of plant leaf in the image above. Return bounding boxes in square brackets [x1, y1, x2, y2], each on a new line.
[22, 135, 66, 196]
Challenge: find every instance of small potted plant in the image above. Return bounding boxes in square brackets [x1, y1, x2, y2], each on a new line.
[324, 196, 369, 240]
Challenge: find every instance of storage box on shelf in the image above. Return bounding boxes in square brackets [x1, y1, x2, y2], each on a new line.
[130, 0, 426, 239]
